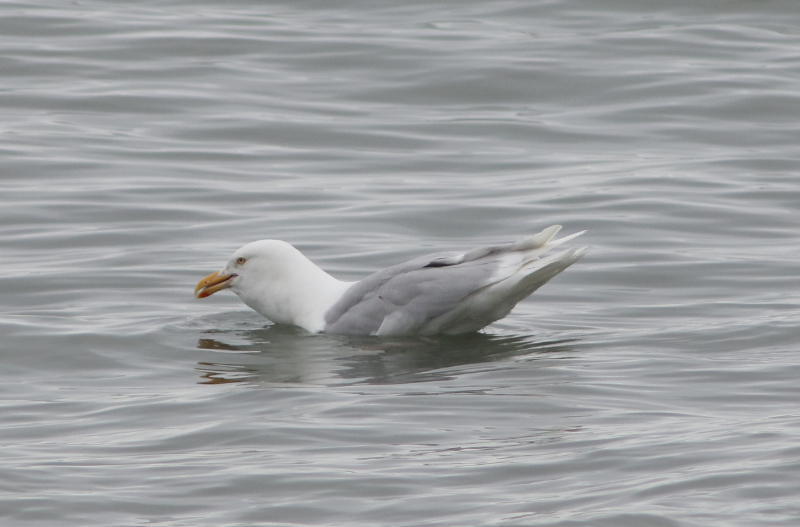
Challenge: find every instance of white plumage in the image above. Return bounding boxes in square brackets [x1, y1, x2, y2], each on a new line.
[195, 225, 587, 336]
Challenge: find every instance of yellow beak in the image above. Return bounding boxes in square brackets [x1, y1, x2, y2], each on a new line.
[195, 270, 235, 298]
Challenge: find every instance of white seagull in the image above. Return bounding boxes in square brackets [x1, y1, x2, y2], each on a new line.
[195, 225, 587, 336]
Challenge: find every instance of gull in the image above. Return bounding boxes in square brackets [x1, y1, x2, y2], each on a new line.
[195, 225, 586, 336]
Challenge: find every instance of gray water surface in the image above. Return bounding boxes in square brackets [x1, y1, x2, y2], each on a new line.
[2, 1, 799, 526]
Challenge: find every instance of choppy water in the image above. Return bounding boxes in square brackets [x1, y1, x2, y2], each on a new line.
[2, 1, 799, 526]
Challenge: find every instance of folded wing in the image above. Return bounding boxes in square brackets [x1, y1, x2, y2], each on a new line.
[323, 226, 587, 336]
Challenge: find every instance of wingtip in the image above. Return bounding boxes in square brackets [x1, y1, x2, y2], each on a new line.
[551, 244, 589, 267]
[545, 224, 563, 236]
[512, 225, 563, 251]
[552, 229, 586, 245]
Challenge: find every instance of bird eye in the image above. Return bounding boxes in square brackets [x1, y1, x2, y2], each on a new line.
[236, 257, 246, 265]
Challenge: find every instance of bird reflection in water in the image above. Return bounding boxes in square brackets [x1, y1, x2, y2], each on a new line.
[195, 324, 578, 386]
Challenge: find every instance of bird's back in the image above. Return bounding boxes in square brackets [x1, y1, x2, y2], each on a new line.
[323, 227, 587, 336]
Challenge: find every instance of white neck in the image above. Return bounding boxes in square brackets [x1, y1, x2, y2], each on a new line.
[230, 243, 353, 333]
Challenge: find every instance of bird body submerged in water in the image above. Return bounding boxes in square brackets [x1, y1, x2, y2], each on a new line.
[195, 225, 587, 336]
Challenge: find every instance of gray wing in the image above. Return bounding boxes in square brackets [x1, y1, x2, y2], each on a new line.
[323, 250, 504, 335]
[323, 227, 586, 336]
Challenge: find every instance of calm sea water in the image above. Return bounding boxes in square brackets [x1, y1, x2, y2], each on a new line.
[2, 1, 799, 526]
